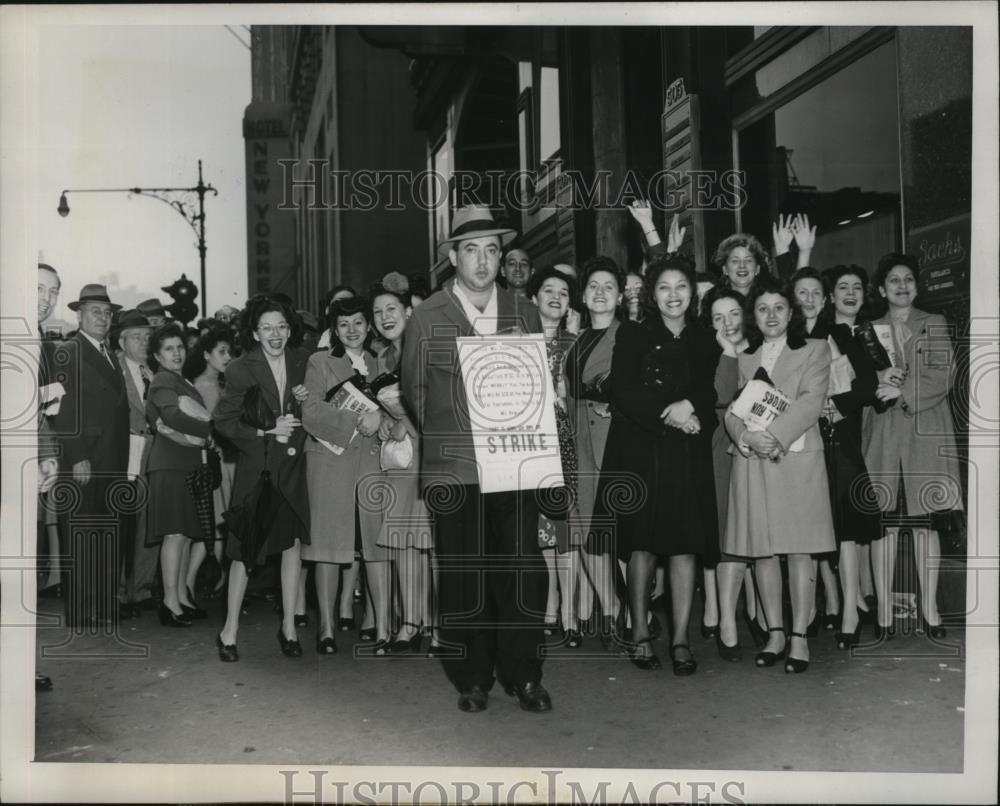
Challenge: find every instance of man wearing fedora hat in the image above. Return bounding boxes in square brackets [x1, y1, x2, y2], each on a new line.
[50, 284, 130, 629]
[137, 298, 168, 327]
[115, 309, 160, 618]
[402, 205, 552, 714]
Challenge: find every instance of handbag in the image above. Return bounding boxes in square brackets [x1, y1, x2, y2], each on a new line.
[379, 434, 414, 471]
[240, 384, 276, 431]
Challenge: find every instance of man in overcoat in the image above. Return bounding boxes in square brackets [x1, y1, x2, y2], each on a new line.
[401, 205, 552, 713]
[50, 284, 129, 628]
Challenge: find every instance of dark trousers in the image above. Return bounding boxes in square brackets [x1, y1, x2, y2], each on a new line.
[429, 485, 546, 693]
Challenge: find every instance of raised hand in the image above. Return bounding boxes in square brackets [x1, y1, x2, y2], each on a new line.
[792, 213, 816, 252]
[667, 214, 686, 254]
[627, 199, 655, 227]
[772, 214, 794, 255]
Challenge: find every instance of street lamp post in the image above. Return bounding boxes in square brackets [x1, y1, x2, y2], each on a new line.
[57, 160, 218, 317]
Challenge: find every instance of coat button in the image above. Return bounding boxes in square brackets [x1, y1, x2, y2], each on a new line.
[287, 447, 297, 456]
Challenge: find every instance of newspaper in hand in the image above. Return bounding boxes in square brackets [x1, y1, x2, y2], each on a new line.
[871, 324, 898, 367]
[316, 378, 380, 456]
[729, 374, 805, 453]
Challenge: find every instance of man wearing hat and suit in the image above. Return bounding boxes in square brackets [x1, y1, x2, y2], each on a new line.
[50, 284, 130, 629]
[402, 205, 552, 714]
[115, 309, 160, 617]
[137, 298, 168, 327]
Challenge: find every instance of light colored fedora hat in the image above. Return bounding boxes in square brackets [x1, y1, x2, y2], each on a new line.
[437, 204, 517, 258]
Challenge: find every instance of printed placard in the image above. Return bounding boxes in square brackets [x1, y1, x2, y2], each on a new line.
[456, 334, 564, 493]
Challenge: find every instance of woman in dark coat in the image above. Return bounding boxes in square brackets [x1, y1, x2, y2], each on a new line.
[598, 254, 720, 675]
[145, 323, 213, 627]
[213, 296, 311, 661]
[818, 265, 882, 647]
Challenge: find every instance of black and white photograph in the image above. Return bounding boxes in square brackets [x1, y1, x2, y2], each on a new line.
[1, 3, 997, 803]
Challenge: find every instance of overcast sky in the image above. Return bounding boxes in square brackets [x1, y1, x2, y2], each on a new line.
[35, 24, 251, 326]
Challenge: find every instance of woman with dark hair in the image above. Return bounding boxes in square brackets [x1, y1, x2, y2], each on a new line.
[816, 264, 883, 647]
[145, 323, 212, 627]
[623, 270, 645, 323]
[527, 267, 583, 646]
[367, 283, 435, 654]
[598, 254, 720, 674]
[301, 296, 391, 655]
[724, 277, 835, 673]
[790, 266, 840, 631]
[862, 253, 961, 640]
[317, 285, 357, 349]
[182, 327, 235, 601]
[699, 289, 765, 659]
[213, 295, 311, 661]
[564, 256, 627, 649]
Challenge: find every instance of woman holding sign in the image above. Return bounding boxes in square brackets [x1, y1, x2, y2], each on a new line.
[724, 277, 835, 673]
[301, 297, 390, 656]
[863, 254, 962, 640]
[600, 254, 720, 675]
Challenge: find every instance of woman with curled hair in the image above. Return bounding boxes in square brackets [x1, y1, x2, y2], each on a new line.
[724, 277, 835, 673]
[597, 254, 720, 674]
[301, 296, 390, 655]
[367, 283, 435, 654]
[564, 256, 627, 649]
[145, 323, 212, 627]
[711, 233, 771, 296]
[814, 264, 883, 647]
[213, 295, 312, 661]
[862, 253, 962, 640]
[182, 327, 235, 601]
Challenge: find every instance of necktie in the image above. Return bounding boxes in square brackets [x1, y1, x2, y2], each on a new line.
[100, 342, 114, 367]
[139, 365, 151, 400]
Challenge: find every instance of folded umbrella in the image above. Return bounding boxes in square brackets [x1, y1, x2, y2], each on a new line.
[185, 455, 218, 548]
[222, 468, 282, 574]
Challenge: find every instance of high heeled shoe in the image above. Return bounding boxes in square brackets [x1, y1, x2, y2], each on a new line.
[742, 609, 768, 649]
[277, 628, 303, 657]
[565, 629, 583, 649]
[629, 637, 662, 670]
[316, 635, 338, 655]
[822, 612, 840, 631]
[180, 601, 207, 620]
[716, 631, 742, 662]
[669, 643, 698, 676]
[216, 634, 239, 662]
[919, 618, 947, 639]
[784, 631, 810, 674]
[389, 622, 423, 655]
[158, 603, 192, 627]
[294, 613, 309, 628]
[700, 621, 719, 640]
[338, 617, 355, 632]
[358, 627, 376, 642]
[755, 627, 786, 667]
[834, 622, 862, 650]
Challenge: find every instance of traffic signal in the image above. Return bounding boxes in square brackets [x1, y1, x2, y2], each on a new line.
[162, 274, 199, 325]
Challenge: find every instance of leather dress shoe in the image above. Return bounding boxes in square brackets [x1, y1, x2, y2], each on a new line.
[505, 681, 553, 713]
[181, 602, 208, 620]
[457, 685, 488, 713]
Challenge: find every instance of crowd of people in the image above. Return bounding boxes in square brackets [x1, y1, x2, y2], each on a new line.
[35, 200, 963, 712]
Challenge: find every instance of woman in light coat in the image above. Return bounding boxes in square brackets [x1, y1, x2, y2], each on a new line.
[862, 253, 961, 639]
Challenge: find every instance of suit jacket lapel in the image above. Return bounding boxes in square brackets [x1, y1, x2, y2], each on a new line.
[77, 333, 122, 387]
[244, 348, 282, 413]
[770, 343, 808, 390]
[581, 319, 619, 383]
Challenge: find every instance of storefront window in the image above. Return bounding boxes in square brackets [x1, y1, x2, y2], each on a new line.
[539, 66, 561, 162]
[736, 40, 902, 273]
[429, 134, 451, 257]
